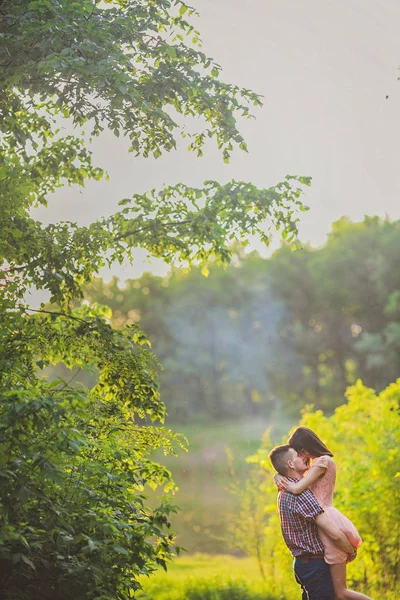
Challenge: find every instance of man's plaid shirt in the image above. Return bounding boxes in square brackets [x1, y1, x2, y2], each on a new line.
[277, 478, 324, 557]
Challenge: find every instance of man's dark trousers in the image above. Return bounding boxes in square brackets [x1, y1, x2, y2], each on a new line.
[294, 557, 335, 600]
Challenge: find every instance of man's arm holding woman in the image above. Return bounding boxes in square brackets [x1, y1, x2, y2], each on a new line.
[315, 512, 356, 557]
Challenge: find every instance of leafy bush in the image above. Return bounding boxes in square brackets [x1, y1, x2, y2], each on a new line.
[234, 379, 400, 598]
[300, 379, 400, 594]
[0, 304, 185, 600]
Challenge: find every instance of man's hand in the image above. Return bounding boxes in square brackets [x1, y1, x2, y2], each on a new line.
[315, 513, 355, 554]
[347, 549, 357, 563]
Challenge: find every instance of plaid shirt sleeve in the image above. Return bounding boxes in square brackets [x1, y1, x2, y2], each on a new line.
[292, 488, 323, 520]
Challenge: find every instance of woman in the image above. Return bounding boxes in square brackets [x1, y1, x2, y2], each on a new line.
[274, 427, 373, 600]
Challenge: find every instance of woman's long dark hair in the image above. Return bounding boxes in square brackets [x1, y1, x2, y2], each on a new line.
[288, 426, 334, 458]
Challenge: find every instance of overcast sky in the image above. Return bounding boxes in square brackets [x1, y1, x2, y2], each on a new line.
[33, 0, 400, 282]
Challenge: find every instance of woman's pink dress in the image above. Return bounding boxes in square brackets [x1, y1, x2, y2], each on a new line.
[309, 455, 362, 564]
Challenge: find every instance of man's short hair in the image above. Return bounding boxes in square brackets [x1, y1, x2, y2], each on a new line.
[268, 444, 293, 476]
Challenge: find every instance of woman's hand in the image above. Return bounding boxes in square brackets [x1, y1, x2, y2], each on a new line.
[273, 473, 289, 491]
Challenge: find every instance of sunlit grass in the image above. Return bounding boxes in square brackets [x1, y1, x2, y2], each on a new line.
[137, 554, 294, 600]
[137, 553, 397, 600]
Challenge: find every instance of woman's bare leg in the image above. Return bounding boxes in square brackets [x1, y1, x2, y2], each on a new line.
[330, 563, 373, 600]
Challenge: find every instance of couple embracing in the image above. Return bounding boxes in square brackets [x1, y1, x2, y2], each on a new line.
[269, 427, 373, 600]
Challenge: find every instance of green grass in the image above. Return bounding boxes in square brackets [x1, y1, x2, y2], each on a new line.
[137, 554, 294, 600]
[165, 419, 267, 456]
[151, 418, 269, 553]
[137, 554, 396, 600]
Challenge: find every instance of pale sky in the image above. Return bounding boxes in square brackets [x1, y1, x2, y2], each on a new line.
[33, 0, 400, 282]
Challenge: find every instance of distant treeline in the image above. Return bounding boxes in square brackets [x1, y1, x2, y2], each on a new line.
[78, 216, 400, 421]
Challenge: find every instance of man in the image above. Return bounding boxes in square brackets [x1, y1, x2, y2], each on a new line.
[269, 444, 355, 600]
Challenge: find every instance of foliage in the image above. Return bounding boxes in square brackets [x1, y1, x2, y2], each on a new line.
[299, 380, 400, 594]
[226, 434, 271, 581]
[234, 379, 400, 598]
[0, 0, 311, 597]
[0, 300, 186, 599]
[0, 0, 309, 305]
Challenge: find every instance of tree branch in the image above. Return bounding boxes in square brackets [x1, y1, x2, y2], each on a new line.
[113, 219, 193, 242]
[23, 307, 89, 325]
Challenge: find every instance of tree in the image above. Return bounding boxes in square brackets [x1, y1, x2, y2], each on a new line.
[1, 0, 309, 303]
[0, 0, 309, 597]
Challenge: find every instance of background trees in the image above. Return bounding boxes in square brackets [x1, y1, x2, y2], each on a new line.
[81, 217, 400, 421]
[268, 216, 400, 410]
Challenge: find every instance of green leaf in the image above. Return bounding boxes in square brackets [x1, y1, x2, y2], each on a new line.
[113, 545, 129, 556]
[20, 555, 35, 570]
